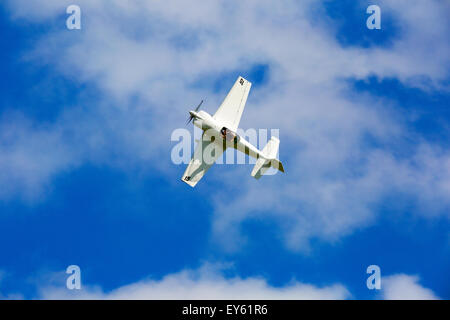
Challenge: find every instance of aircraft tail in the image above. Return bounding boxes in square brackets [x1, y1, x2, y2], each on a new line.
[251, 136, 284, 179]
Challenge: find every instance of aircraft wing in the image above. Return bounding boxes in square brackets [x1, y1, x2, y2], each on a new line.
[181, 134, 225, 187]
[213, 76, 252, 132]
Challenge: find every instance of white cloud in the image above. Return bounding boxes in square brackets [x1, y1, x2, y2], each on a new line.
[376, 0, 450, 87]
[382, 274, 440, 300]
[1, 265, 443, 300]
[1, 0, 449, 250]
[38, 264, 350, 300]
[2, 265, 443, 300]
[0, 113, 82, 201]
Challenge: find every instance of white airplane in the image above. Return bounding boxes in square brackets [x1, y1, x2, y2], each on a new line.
[182, 76, 284, 187]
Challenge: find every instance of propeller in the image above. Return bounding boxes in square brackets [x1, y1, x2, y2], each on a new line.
[186, 100, 203, 125]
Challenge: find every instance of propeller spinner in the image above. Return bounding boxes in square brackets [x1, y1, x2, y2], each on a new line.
[186, 100, 203, 125]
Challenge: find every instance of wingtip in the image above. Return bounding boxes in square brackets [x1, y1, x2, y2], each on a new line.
[181, 176, 197, 188]
[238, 76, 252, 86]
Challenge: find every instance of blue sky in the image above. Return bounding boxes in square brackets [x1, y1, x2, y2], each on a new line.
[0, 1, 449, 299]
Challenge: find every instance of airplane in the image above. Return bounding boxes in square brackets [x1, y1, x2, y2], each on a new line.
[182, 76, 284, 187]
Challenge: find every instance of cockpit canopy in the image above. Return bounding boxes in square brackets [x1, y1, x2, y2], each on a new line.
[220, 127, 240, 142]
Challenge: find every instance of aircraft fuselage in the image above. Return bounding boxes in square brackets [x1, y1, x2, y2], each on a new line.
[189, 110, 265, 160]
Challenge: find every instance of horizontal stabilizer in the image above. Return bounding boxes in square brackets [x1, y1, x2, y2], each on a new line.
[251, 137, 284, 179]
